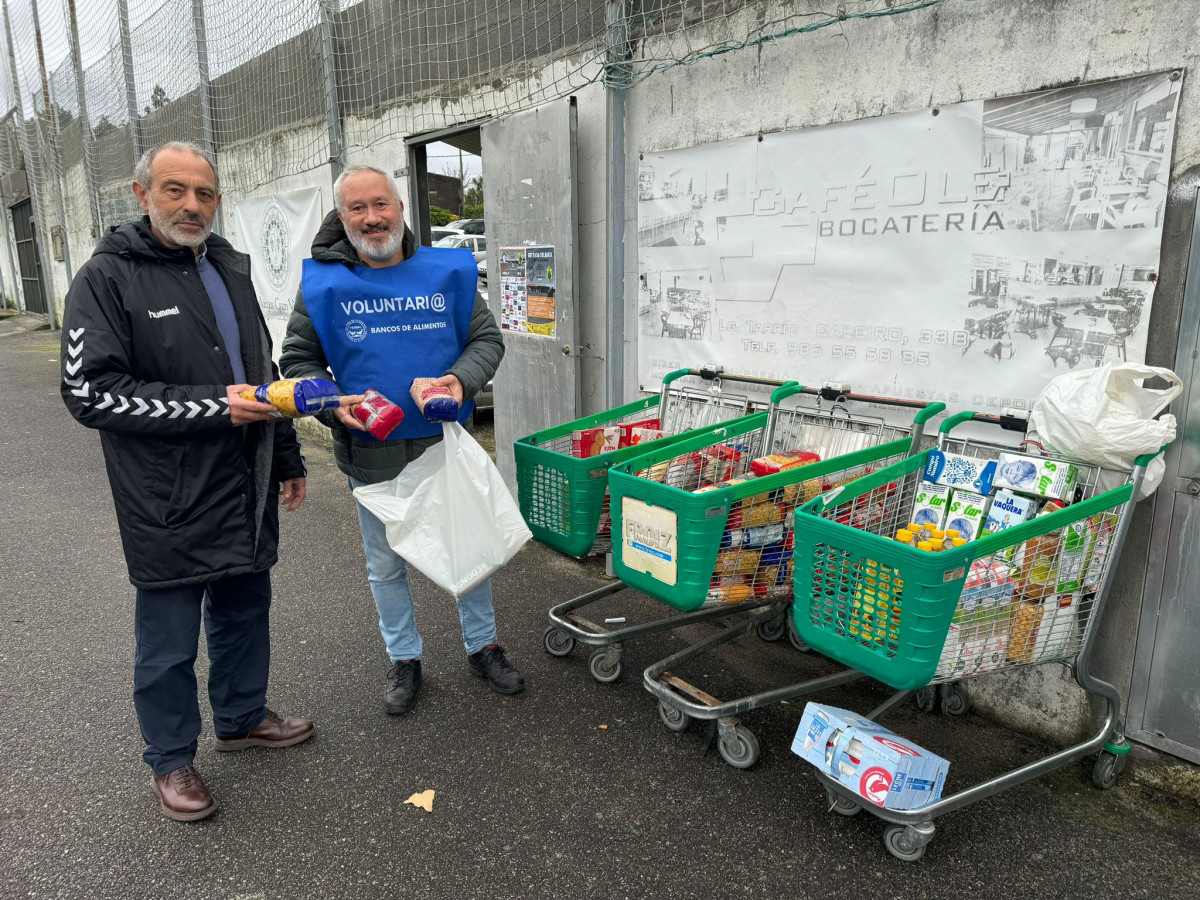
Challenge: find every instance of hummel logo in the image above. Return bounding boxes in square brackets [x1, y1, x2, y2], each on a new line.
[148, 306, 180, 319]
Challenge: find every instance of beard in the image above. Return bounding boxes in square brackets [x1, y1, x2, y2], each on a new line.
[146, 199, 213, 249]
[346, 224, 403, 262]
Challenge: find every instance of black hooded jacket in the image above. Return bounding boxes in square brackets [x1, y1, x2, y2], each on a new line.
[60, 217, 306, 589]
[279, 210, 505, 484]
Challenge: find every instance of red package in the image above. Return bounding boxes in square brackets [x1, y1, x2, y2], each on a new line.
[618, 418, 660, 448]
[352, 389, 405, 440]
[572, 426, 620, 458]
[699, 444, 745, 485]
[750, 449, 822, 477]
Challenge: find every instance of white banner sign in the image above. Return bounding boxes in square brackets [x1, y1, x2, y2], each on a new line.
[233, 187, 324, 358]
[638, 72, 1181, 416]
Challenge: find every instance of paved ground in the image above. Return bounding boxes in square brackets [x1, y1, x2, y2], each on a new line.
[2, 328, 1199, 899]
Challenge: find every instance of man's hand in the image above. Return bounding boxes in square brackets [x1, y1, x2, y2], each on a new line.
[227, 384, 278, 426]
[432, 373, 464, 404]
[334, 393, 368, 431]
[280, 477, 307, 512]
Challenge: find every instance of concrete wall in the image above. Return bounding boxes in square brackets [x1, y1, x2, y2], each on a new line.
[623, 0, 1200, 746]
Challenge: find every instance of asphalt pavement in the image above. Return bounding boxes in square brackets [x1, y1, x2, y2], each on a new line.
[2, 328, 1199, 899]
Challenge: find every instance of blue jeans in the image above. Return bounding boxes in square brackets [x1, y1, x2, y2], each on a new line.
[351, 477, 498, 660]
[134, 571, 272, 774]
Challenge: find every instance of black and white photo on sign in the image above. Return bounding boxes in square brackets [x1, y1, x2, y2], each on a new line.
[636, 71, 1180, 417]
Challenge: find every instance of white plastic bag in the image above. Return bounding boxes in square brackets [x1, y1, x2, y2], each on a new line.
[1029, 362, 1179, 496]
[352, 422, 532, 598]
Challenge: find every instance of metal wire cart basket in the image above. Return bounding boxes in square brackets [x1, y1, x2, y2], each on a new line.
[789, 410, 1166, 861]
[608, 387, 943, 768]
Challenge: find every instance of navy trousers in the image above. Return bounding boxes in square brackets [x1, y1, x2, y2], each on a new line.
[133, 570, 272, 774]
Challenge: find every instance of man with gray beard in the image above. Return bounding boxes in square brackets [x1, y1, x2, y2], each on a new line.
[281, 165, 520, 716]
[60, 142, 326, 821]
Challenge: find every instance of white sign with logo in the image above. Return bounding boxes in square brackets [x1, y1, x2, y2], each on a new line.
[233, 188, 324, 357]
[621, 496, 678, 586]
[638, 72, 1181, 418]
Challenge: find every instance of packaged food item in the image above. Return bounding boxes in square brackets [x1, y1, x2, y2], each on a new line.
[993, 452, 1079, 502]
[984, 489, 1039, 534]
[894, 529, 915, 546]
[910, 482, 950, 529]
[1054, 520, 1093, 593]
[714, 549, 761, 576]
[750, 449, 821, 477]
[618, 418, 660, 448]
[572, 426, 621, 458]
[962, 559, 1014, 608]
[945, 489, 990, 541]
[409, 377, 461, 422]
[923, 450, 996, 494]
[916, 540, 934, 552]
[241, 377, 341, 417]
[1006, 600, 1044, 663]
[698, 444, 746, 485]
[643, 460, 671, 482]
[1082, 513, 1119, 589]
[721, 524, 786, 549]
[1011, 531, 1061, 601]
[778, 477, 825, 506]
[709, 576, 755, 603]
[629, 426, 665, 445]
[351, 389, 405, 439]
[791, 703, 950, 811]
[1029, 593, 1080, 662]
[741, 501, 785, 528]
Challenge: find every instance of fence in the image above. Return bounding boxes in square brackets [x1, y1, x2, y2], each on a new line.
[0, 0, 946, 313]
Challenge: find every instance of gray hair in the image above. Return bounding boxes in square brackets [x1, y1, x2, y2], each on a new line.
[133, 141, 218, 191]
[334, 165, 403, 212]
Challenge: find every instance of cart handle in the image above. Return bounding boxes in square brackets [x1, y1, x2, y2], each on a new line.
[1134, 445, 1170, 468]
[770, 381, 804, 404]
[938, 410, 978, 434]
[913, 402, 947, 426]
[662, 368, 692, 386]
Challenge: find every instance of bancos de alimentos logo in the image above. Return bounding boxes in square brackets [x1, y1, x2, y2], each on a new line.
[346, 319, 367, 342]
[261, 200, 291, 291]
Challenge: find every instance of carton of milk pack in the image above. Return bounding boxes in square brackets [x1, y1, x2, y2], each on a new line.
[993, 452, 1079, 502]
[910, 481, 951, 531]
[791, 703, 950, 811]
[924, 450, 996, 494]
[945, 489, 990, 541]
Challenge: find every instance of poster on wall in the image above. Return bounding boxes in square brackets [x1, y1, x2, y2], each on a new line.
[233, 188, 324, 356]
[637, 71, 1181, 417]
[499, 245, 557, 338]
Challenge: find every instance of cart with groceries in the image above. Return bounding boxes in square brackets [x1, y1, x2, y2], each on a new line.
[787, 409, 1164, 861]
[520, 369, 790, 684]
[605, 385, 944, 768]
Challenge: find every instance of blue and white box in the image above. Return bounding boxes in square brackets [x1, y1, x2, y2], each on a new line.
[924, 450, 996, 495]
[993, 452, 1078, 502]
[792, 703, 950, 811]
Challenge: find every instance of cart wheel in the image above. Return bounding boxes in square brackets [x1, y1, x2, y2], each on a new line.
[542, 626, 575, 658]
[915, 686, 938, 714]
[786, 617, 810, 653]
[756, 613, 787, 643]
[1091, 751, 1128, 790]
[884, 825, 929, 862]
[940, 683, 971, 717]
[658, 700, 691, 733]
[825, 788, 861, 817]
[588, 648, 622, 684]
[718, 725, 760, 769]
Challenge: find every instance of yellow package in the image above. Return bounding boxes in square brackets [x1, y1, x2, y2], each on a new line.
[1006, 600, 1044, 664]
[714, 549, 761, 577]
[741, 502, 784, 528]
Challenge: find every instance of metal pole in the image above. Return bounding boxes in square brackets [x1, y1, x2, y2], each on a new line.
[32, 0, 68, 325]
[67, 0, 101, 244]
[318, 0, 344, 183]
[0, 3, 26, 314]
[191, 0, 222, 234]
[604, 0, 632, 406]
[116, 0, 142, 164]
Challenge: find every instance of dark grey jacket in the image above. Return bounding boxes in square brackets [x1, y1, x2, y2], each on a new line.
[60, 217, 306, 589]
[280, 210, 504, 484]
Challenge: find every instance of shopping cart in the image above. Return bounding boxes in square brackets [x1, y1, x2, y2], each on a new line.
[791, 410, 1165, 861]
[608, 387, 943, 768]
[530, 370, 786, 684]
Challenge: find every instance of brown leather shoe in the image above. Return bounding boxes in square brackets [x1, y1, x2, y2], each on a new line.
[152, 764, 217, 822]
[213, 709, 314, 752]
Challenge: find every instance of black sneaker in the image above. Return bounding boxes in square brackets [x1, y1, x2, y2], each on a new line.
[468, 644, 525, 694]
[384, 659, 422, 714]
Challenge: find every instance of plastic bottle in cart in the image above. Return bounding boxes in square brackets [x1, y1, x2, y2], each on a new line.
[895, 529, 915, 546]
[1014, 502, 1066, 600]
[917, 540, 934, 552]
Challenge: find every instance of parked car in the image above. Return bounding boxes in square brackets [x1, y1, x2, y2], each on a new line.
[430, 226, 460, 242]
[444, 218, 486, 235]
[434, 233, 488, 262]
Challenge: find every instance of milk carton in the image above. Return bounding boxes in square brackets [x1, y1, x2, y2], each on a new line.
[910, 481, 950, 530]
[1055, 520, 1092, 593]
[924, 450, 996, 494]
[993, 452, 1079, 502]
[1030, 593, 1080, 662]
[984, 490, 1038, 534]
[945, 489, 990, 541]
[1082, 512, 1119, 589]
[791, 703, 950, 811]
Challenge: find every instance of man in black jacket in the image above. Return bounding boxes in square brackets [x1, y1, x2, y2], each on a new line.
[61, 142, 321, 822]
[281, 165, 521, 716]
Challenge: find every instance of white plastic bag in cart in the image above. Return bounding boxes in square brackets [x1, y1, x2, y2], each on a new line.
[1029, 362, 1180, 497]
[352, 422, 532, 598]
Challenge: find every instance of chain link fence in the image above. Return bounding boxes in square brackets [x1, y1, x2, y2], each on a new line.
[0, 0, 946, 303]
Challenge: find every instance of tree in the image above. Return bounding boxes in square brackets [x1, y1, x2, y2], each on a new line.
[429, 205, 454, 227]
[464, 174, 484, 209]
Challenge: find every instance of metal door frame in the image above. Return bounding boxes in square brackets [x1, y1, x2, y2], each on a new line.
[1127, 188, 1200, 765]
[10, 197, 47, 316]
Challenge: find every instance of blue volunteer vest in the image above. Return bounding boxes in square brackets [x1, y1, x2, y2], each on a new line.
[301, 246, 478, 440]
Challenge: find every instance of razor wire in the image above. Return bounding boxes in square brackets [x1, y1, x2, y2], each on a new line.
[0, 0, 951, 287]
